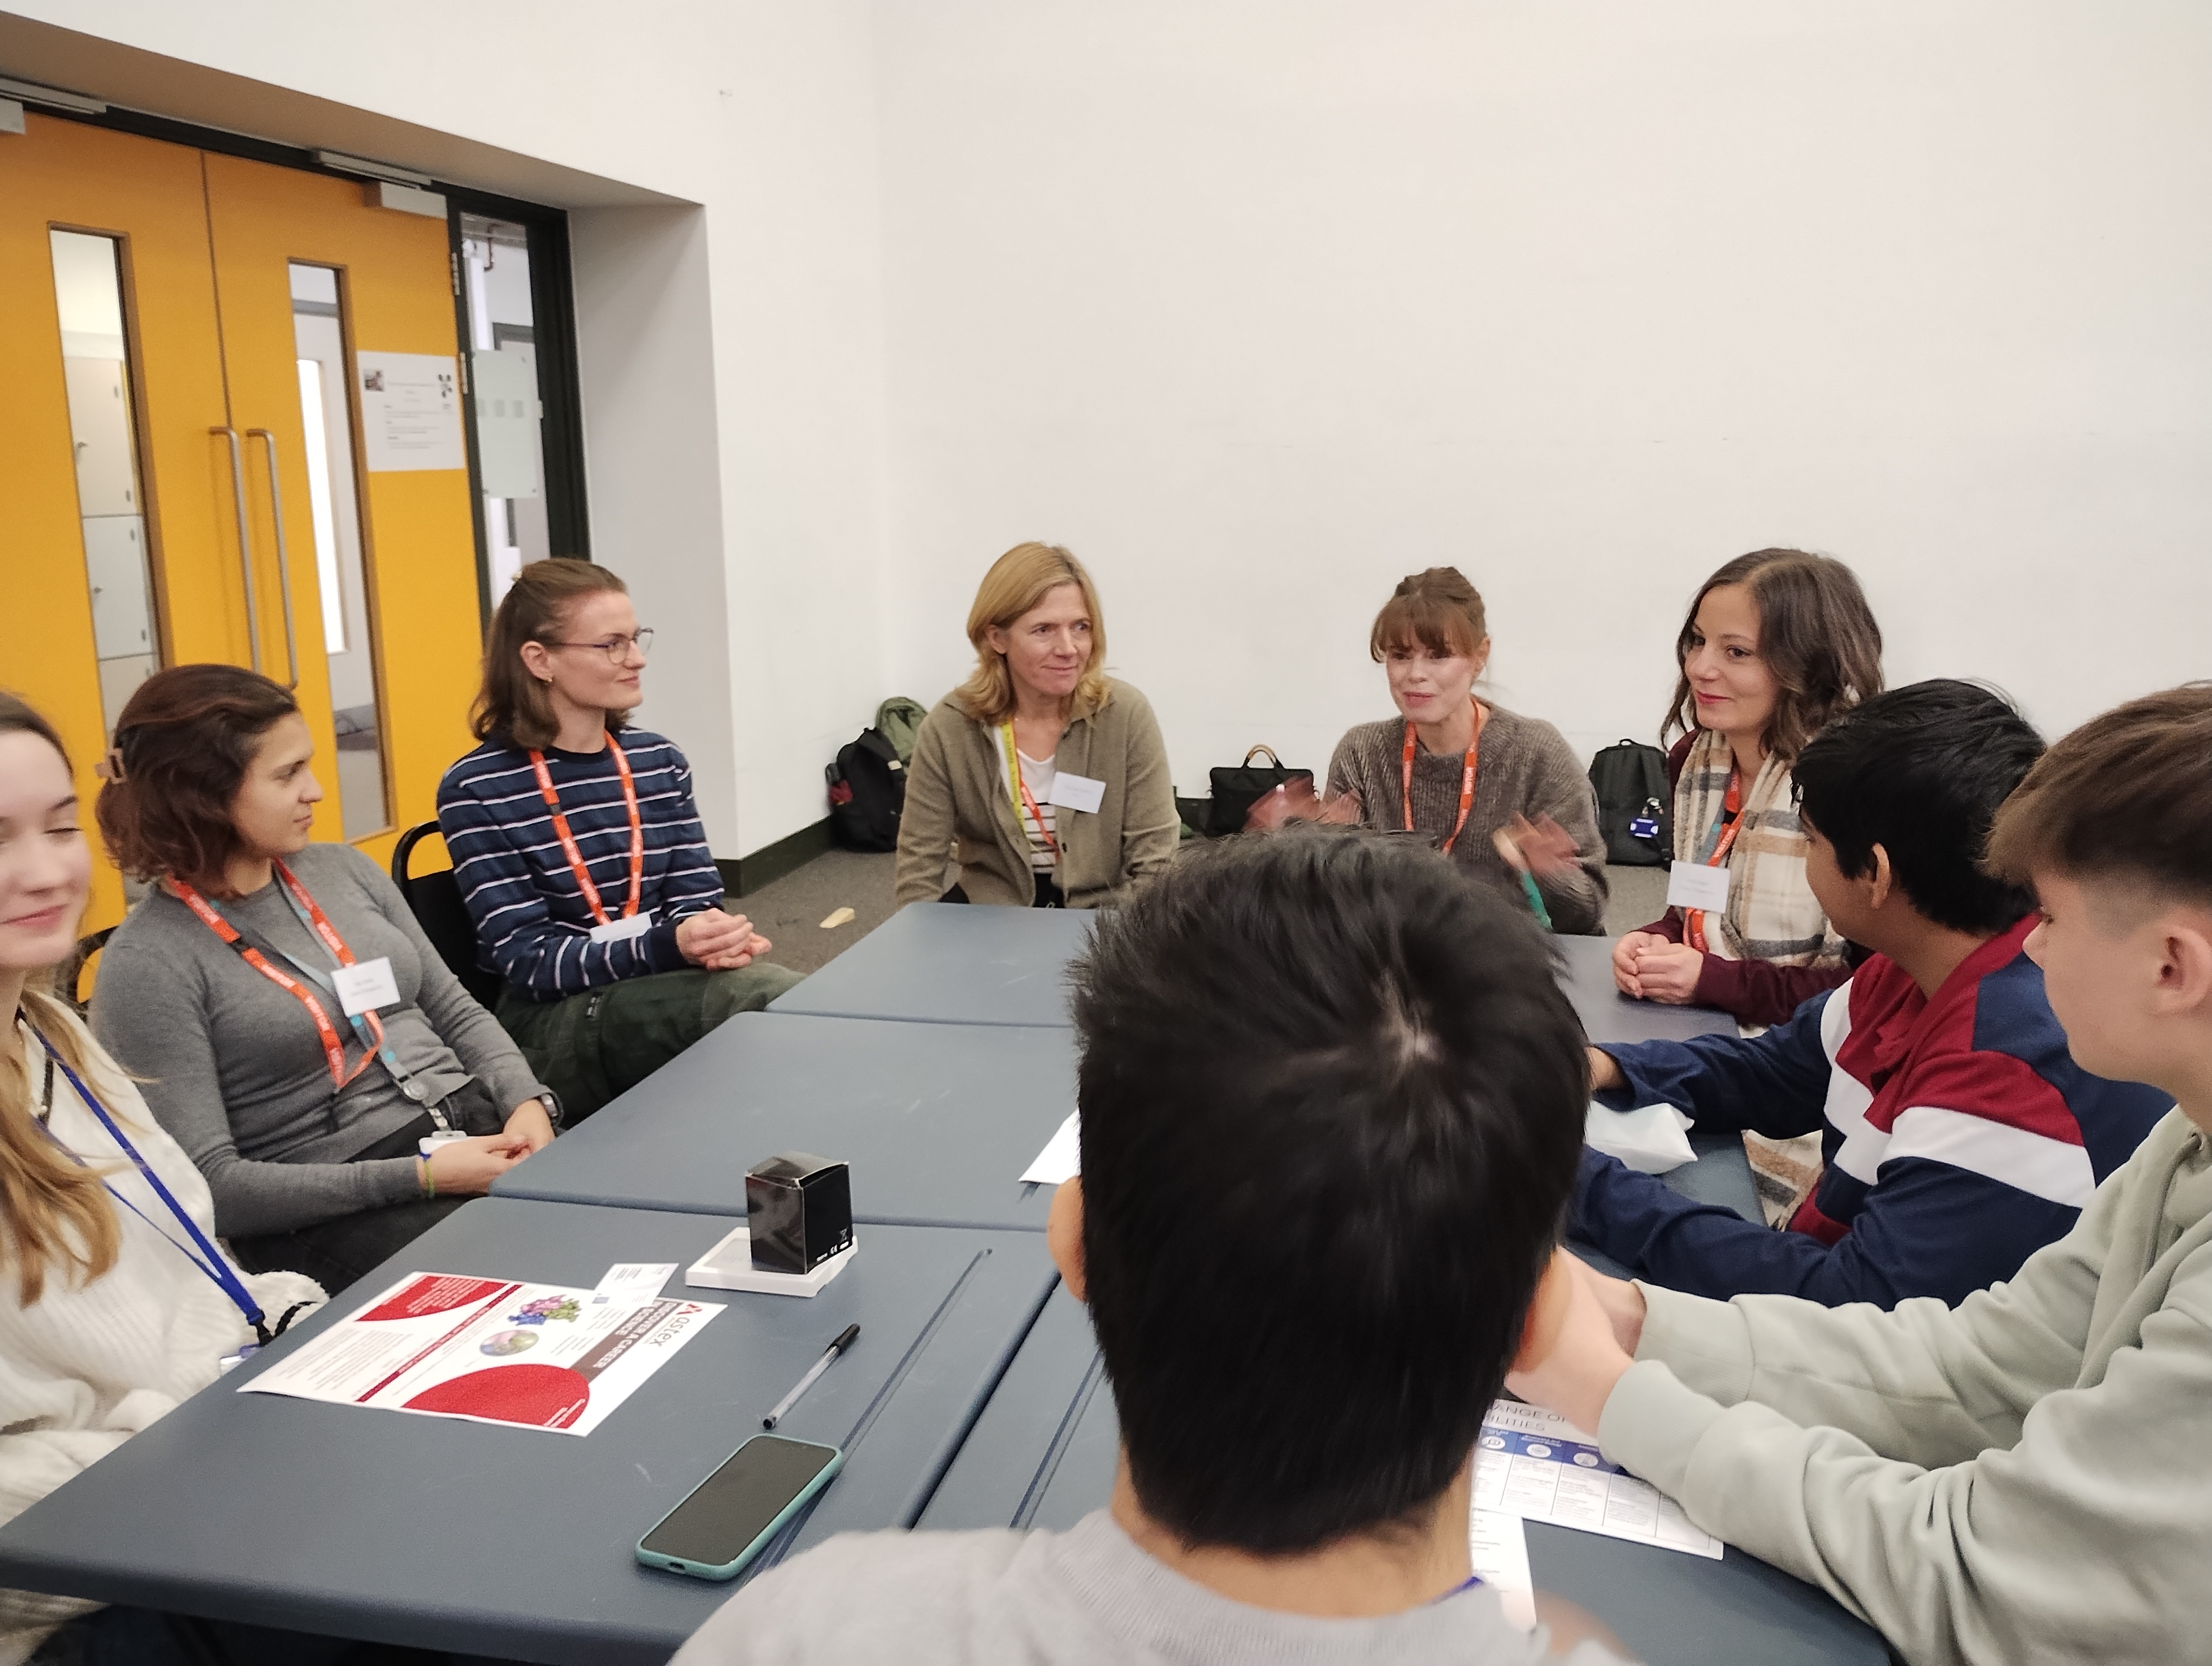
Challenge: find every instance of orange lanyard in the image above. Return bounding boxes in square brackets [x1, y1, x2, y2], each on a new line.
[1401, 702, 1482, 855]
[1683, 769, 1742, 954]
[528, 736, 643, 926]
[172, 863, 382, 1092]
[1000, 723, 1061, 860]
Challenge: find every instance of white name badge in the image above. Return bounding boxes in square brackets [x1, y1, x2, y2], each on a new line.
[588, 911, 654, 946]
[331, 957, 401, 1017]
[1045, 772, 1106, 814]
[1666, 861, 1733, 914]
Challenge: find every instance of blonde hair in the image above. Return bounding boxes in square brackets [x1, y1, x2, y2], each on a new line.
[951, 543, 1110, 725]
[0, 692, 122, 1306]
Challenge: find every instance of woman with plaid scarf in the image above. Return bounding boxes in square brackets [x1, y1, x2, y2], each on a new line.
[1612, 549, 1884, 1030]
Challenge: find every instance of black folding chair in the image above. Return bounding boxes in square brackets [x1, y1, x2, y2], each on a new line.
[389, 822, 506, 1011]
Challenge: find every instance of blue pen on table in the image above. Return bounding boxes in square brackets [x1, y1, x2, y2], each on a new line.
[762, 1324, 860, 1430]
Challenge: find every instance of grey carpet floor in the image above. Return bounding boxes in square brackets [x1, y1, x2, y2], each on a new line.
[737, 847, 1670, 978]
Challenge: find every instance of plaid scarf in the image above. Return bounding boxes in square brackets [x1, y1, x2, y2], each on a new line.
[1674, 728, 1843, 969]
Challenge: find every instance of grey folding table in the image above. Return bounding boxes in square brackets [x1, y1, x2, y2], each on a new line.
[493, 1010, 1070, 1231]
[921, 1291, 1888, 1666]
[1554, 932, 1737, 1047]
[0, 1198, 1059, 1666]
[768, 901, 1092, 1027]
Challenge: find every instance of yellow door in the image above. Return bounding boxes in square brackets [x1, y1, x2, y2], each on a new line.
[1, 115, 234, 929]
[202, 152, 484, 870]
[2, 116, 484, 927]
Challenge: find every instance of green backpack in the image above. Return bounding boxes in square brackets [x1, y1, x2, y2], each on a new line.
[873, 697, 929, 766]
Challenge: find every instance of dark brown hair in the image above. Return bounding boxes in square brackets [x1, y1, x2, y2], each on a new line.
[1368, 567, 1488, 663]
[0, 691, 124, 1304]
[95, 664, 299, 890]
[1985, 684, 2212, 907]
[1662, 549, 1884, 761]
[471, 558, 631, 749]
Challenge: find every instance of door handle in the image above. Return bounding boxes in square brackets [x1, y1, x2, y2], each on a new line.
[246, 429, 301, 690]
[210, 426, 262, 674]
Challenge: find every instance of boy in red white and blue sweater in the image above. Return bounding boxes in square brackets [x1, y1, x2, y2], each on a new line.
[1573, 681, 2171, 1308]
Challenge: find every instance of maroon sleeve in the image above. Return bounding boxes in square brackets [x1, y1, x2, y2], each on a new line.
[1690, 953, 1853, 1028]
[1629, 734, 1704, 938]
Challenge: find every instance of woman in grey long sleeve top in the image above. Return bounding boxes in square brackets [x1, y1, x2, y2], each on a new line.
[88, 665, 557, 1292]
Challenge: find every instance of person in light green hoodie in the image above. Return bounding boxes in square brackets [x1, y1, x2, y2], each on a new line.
[1508, 683, 2212, 1666]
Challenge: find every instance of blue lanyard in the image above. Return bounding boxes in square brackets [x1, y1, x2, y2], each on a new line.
[31, 1033, 286, 1345]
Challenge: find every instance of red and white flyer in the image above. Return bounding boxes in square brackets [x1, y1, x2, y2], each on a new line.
[240, 1271, 721, 1436]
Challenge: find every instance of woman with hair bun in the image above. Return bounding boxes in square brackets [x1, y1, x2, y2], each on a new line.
[88, 665, 556, 1291]
[1612, 548, 1883, 1027]
[1326, 567, 1609, 934]
[895, 542, 1178, 909]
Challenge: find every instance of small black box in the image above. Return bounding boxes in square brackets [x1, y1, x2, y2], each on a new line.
[745, 1152, 853, 1274]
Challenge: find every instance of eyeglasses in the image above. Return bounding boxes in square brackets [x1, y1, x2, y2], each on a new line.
[545, 629, 654, 662]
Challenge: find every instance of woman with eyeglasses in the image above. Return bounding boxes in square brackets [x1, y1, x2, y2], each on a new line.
[438, 560, 801, 1123]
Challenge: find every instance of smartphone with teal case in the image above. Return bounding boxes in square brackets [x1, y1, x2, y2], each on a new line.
[636, 1435, 844, 1581]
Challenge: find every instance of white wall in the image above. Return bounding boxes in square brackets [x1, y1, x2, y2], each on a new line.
[871, 1, 2212, 793]
[13, 2, 2212, 848]
[3, 1, 895, 856]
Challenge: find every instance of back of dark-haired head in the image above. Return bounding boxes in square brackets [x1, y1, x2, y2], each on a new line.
[472, 558, 630, 749]
[95, 664, 298, 889]
[1368, 566, 1489, 662]
[1793, 680, 2042, 935]
[1664, 549, 1884, 761]
[1070, 829, 1585, 1553]
[1986, 683, 2212, 909]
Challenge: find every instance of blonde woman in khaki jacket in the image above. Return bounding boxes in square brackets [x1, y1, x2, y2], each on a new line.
[895, 543, 1178, 909]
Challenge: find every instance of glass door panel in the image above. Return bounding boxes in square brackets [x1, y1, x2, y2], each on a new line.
[50, 229, 160, 736]
[291, 261, 389, 838]
[459, 212, 553, 603]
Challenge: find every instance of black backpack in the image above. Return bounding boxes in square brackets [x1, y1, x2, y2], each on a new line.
[826, 728, 905, 851]
[1587, 739, 1671, 867]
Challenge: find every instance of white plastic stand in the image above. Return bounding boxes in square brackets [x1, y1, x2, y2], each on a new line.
[684, 1225, 857, 1298]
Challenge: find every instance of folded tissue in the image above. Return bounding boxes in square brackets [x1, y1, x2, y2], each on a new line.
[1585, 1101, 1697, 1174]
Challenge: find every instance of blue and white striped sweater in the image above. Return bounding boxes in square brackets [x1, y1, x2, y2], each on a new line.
[436, 729, 724, 1001]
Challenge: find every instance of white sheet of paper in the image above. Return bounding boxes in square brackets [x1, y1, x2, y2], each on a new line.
[331, 958, 400, 1017]
[1020, 1113, 1081, 1185]
[357, 351, 466, 472]
[1584, 1100, 1698, 1174]
[1665, 861, 1732, 913]
[1045, 771, 1105, 813]
[1468, 1505, 1535, 1629]
[1475, 1399, 1722, 1559]
[588, 912, 654, 946]
[591, 1263, 678, 1305]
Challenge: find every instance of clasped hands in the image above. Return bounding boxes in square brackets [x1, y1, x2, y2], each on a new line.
[677, 907, 773, 970]
[1611, 931, 1703, 1004]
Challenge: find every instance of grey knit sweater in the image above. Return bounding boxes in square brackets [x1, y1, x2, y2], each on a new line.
[1326, 703, 1609, 934]
[90, 843, 550, 1238]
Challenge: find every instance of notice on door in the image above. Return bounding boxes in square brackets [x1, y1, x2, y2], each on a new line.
[357, 351, 466, 472]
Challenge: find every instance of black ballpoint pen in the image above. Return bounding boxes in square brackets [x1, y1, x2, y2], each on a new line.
[762, 1324, 860, 1430]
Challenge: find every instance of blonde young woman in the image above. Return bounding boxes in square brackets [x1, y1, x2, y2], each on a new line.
[895, 543, 1178, 908]
[0, 693, 373, 1665]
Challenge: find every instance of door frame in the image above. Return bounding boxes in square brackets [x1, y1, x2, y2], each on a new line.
[33, 101, 591, 636]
